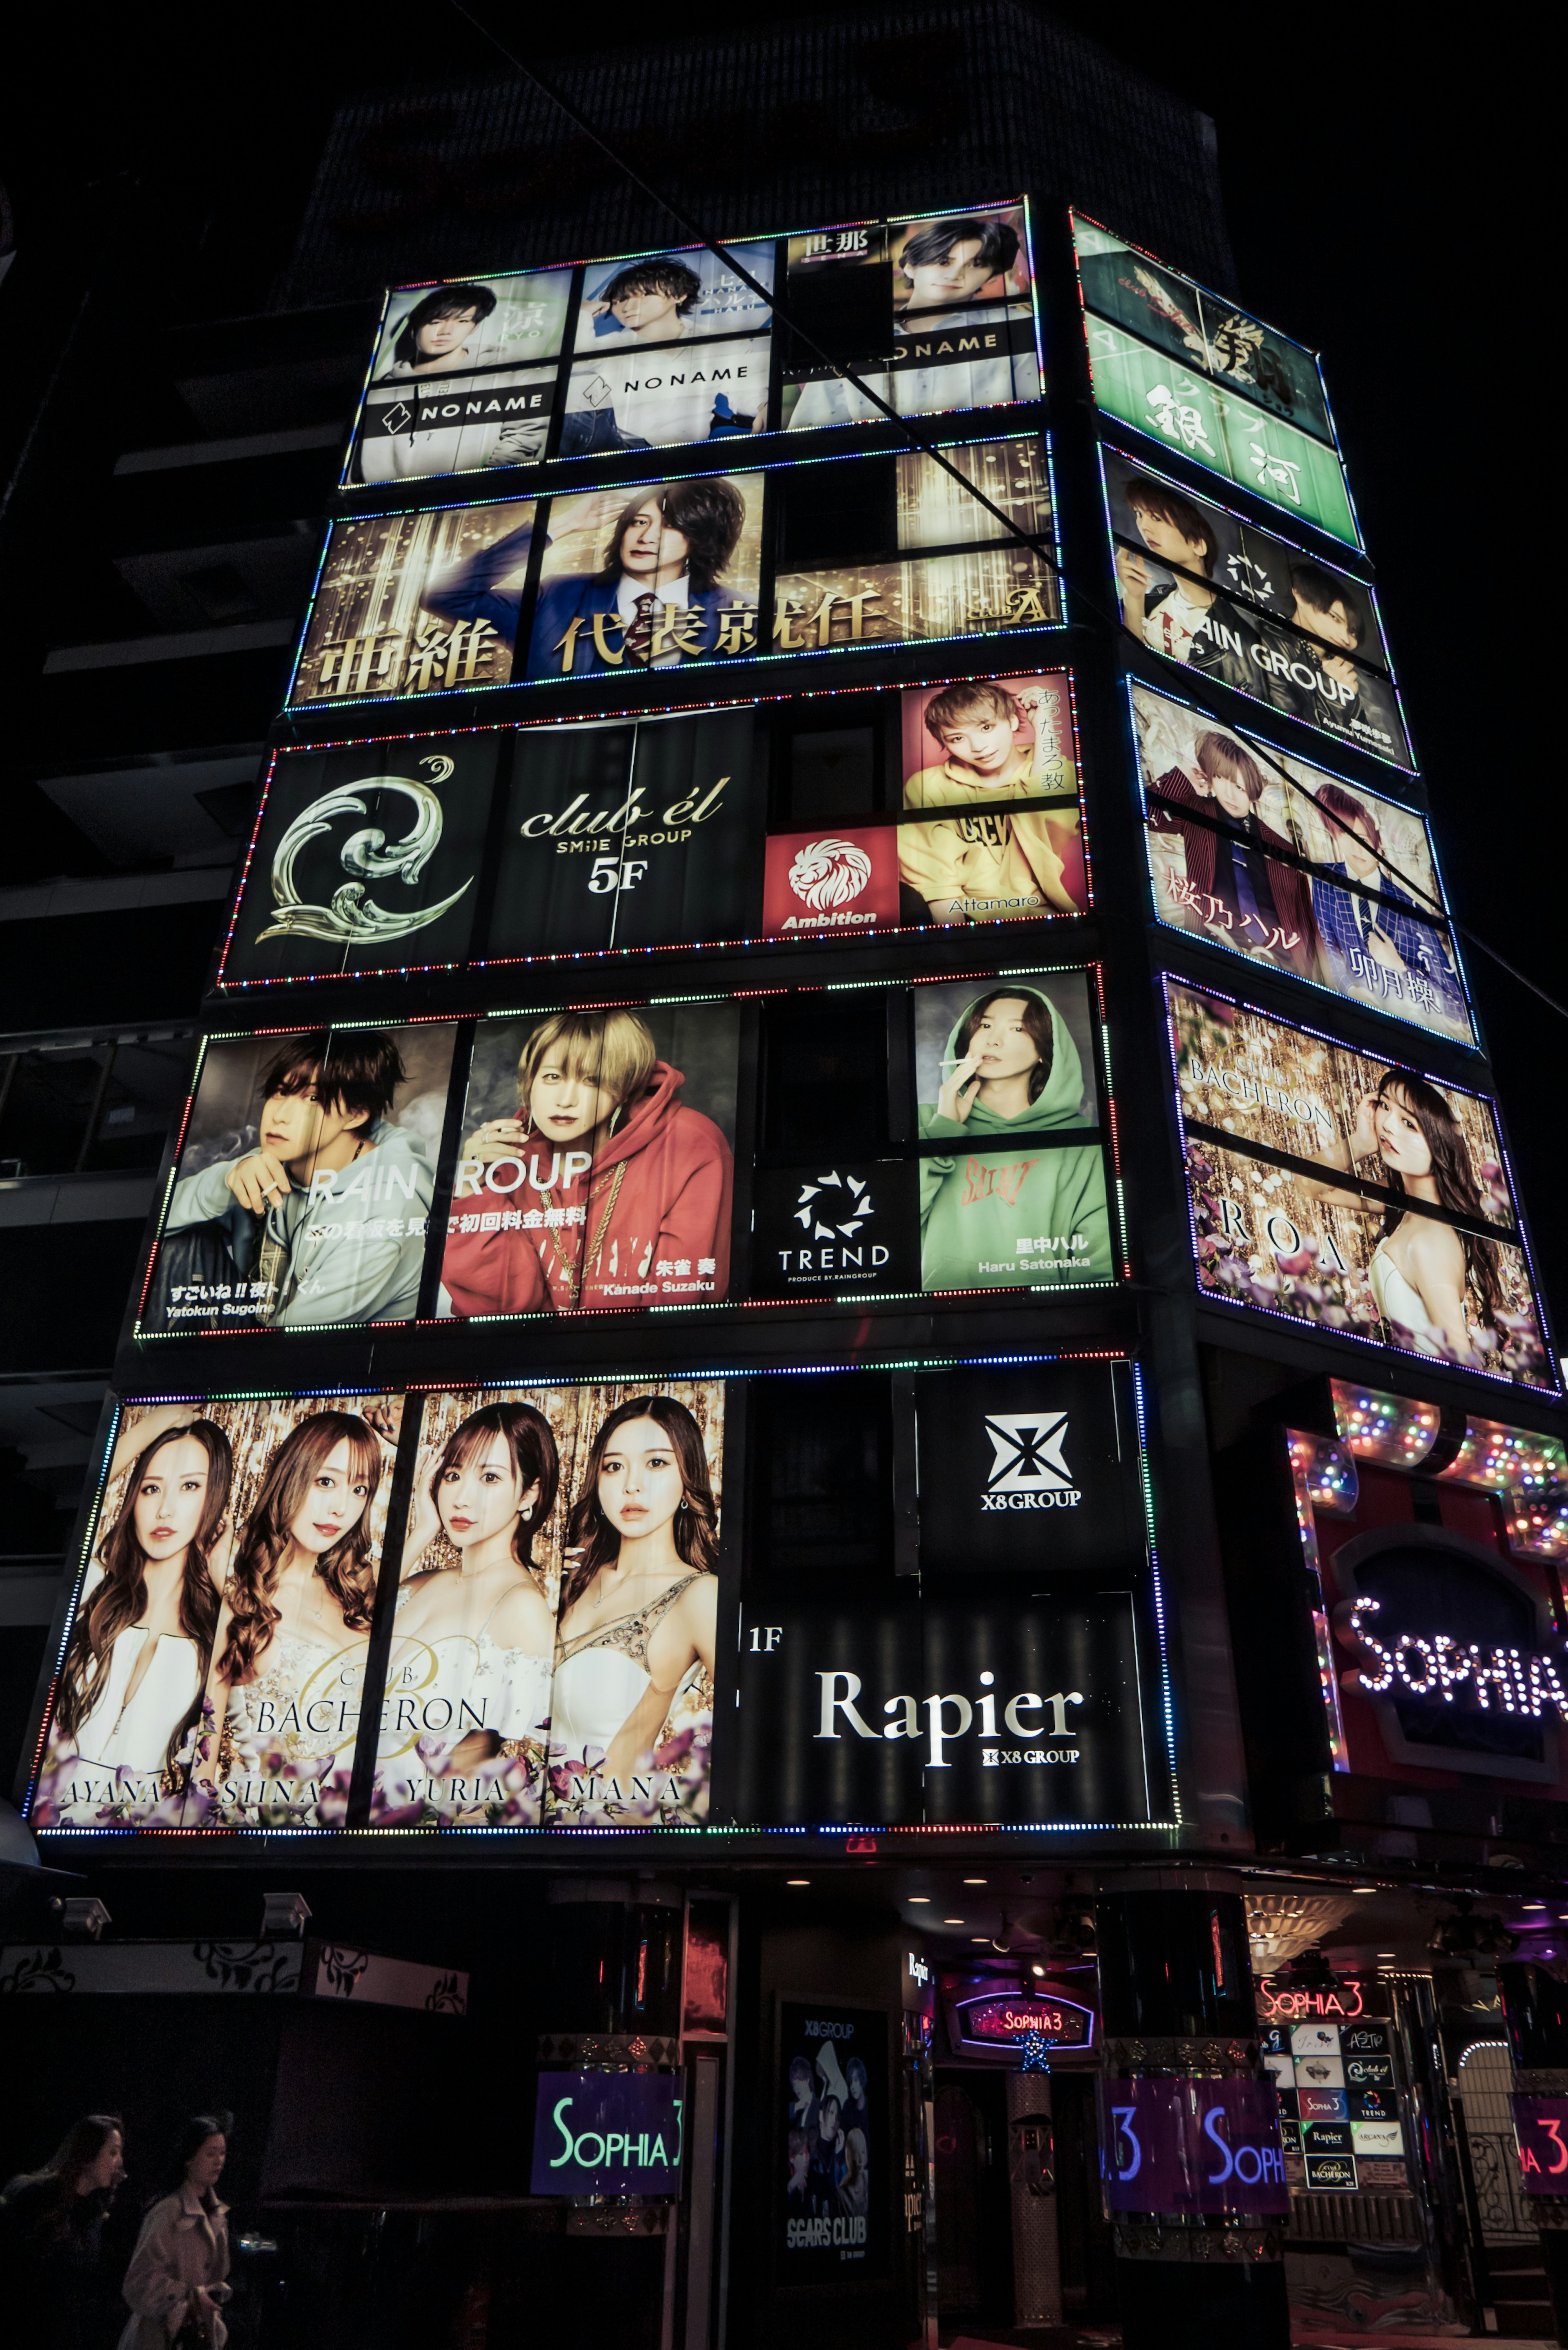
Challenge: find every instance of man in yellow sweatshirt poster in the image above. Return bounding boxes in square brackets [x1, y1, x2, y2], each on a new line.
[897, 676, 1086, 925]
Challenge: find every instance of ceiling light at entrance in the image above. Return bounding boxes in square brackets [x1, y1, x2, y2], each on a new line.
[1246, 1891, 1358, 1968]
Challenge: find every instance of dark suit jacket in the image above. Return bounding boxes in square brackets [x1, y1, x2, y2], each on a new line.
[421, 516, 748, 678]
[1150, 767, 1317, 975]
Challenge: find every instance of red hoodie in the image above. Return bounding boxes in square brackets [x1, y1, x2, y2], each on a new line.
[441, 1060, 733, 1315]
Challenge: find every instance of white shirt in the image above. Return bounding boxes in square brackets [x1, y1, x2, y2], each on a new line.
[1143, 581, 1216, 664]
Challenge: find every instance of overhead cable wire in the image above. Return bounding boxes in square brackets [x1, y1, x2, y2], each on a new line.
[443, 2, 1567, 1026]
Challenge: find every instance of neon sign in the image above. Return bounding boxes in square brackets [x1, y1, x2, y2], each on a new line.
[1100, 2077, 1289, 2215]
[1257, 1981, 1365, 2023]
[1339, 1598, 1568, 1720]
[1513, 2096, 1568, 2194]
[953, 1989, 1094, 2051]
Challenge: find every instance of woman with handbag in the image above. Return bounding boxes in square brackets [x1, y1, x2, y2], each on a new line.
[118, 2116, 232, 2349]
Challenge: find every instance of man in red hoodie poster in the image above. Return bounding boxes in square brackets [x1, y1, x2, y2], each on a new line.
[441, 1007, 734, 1314]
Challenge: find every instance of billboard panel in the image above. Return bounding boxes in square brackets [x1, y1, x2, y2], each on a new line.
[31, 1393, 403, 1828]
[737, 1590, 1155, 1826]
[216, 736, 496, 988]
[138, 1023, 456, 1335]
[1072, 212, 1332, 442]
[344, 204, 1040, 490]
[1167, 979, 1554, 1387]
[289, 499, 539, 705]
[437, 1001, 741, 1318]
[1102, 448, 1409, 770]
[773, 439, 1059, 660]
[487, 707, 764, 959]
[348, 268, 573, 487]
[761, 664, 1086, 942]
[1131, 682, 1470, 1044]
[294, 448, 1058, 710]
[778, 2001, 888, 2279]
[220, 669, 1087, 985]
[782, 202, 1038, 431]
[524, 473, 764, 680]
[913, 974, 1110, 1291]
[27, 1355, 1167, 1838]
[370, 1378, 724, 1827]
[1074, 212, 1354, 545]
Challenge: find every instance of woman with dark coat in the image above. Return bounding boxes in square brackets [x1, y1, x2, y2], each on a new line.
[2, 2113, 126, 2348]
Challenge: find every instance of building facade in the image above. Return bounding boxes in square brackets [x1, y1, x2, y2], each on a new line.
[4, 11, 1567, 2348]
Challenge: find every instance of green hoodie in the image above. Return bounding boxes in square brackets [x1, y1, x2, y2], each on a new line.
[917, 987, 1112, 1289]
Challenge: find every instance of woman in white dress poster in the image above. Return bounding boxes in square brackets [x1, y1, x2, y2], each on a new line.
[196, 1411, 382, 1822]
[1304, 1065, 1505, 1365]
[379, 1400, 560, 1822]
[37, 1407, 233, 1822]
[550, 1395, 718, 1824]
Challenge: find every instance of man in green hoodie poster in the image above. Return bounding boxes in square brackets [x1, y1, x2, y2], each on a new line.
[917, 985, 1112, 1289]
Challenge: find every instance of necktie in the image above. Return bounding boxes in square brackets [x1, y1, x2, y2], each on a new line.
[624, 592, 657, 664]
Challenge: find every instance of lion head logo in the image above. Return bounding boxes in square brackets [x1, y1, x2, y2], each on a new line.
[788, 837, 872, 912]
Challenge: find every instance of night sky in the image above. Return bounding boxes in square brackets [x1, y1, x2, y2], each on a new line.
[1, 3, 1558, 1331]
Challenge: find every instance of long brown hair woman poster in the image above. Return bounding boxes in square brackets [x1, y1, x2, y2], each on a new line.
[369, 1378, 724, 1829]
[31, 1393, 402, 1828]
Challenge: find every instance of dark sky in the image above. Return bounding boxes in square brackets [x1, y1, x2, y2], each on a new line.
[1, 2, 1559, 1330]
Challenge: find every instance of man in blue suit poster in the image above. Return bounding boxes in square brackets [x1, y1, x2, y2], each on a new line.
[420, 475, 759, 679]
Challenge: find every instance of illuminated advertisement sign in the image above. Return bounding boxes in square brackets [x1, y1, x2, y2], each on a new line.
[486, 706, 764, 957]
[372, 1378, 724, 1828]
[1102, 448, 1409, 770]
[140, 967, 1116, 1337]
[1331, 1528, 1568, 1784]
[31, 1392, 404, 1828]
[137, 1023, 457, 1335]
[913, 1359, 1143, 1575]
[1131, 682, 1470, 1044]
[218, 674, 1087, 990]
[216, 734, 497, 987]
[343, 203, 1039, 490]
[1099, 2077, 1289, 2215]
[771, 439, 1058, 655]
[532, 2070, 684, 2196]
[1167, 979, 1555, 1388]
[780, 2001, 888, 2279]
[287, 476, 762, 704]
[782, 205, 1036, 429]
[1072, 213, 1354, 548]
[1261, 2018, 1409, 2192]
[29, 1375, 723, 1835]
[951, 1989, 1094, 2051]
[438, 1000, 743, 1317]
[27, 1354, 1165, 1839]
[737, 1590, 1158, 1827]
[1512, 2097, 1568, 2195]
[289, 437, 1059, 710]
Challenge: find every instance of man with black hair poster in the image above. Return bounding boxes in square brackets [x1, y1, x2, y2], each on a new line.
[897, 678, 1085, 923]
[1283, 560, 1374, 734]
[442, 477, 762, 678]
[1113, 470, 1262, 695]
[786, 209, 1037, 430]
[149, 1030, 446, 1330]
